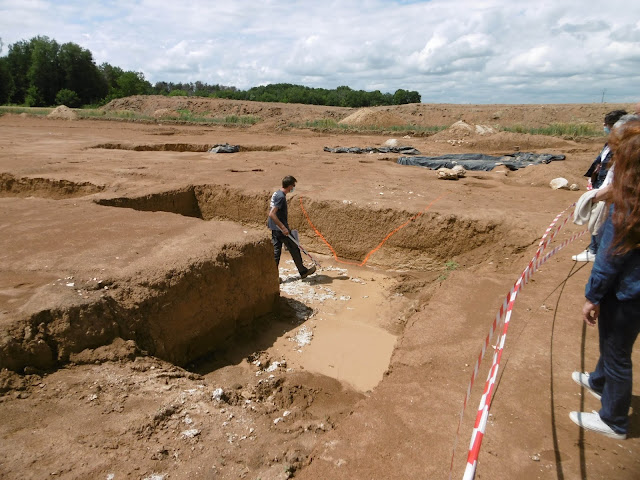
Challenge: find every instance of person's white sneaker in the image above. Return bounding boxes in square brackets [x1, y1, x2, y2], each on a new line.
[572, 371, 602, 400]
[569, 411, 626, 439]
[572, 250, 596, 262]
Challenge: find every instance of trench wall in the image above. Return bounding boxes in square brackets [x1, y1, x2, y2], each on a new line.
[0, 173, 104, 199]
[0, 239, 279, 373]
[98, 185, 528, 269]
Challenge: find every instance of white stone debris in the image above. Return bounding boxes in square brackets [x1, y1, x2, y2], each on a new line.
[550, 177, 570, 190]
[265, 361, 285, 372]
[180, 428, 200, 438]
[212, 388, 225, 402]
[437, 165, 466, 180]
[292, 325, 313, 347]
[474, 124, 496, 135]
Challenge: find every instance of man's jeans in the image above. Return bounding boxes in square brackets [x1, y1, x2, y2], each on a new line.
[271, 230, 306, 275]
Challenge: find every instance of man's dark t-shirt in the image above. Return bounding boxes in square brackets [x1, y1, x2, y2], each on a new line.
[268, 190, 288, 231]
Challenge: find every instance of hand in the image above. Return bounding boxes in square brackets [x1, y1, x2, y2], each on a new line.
[582, 300, 600, 326]
[281, 227, 289, 236]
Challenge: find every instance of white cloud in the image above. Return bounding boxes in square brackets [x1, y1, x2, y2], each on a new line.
[0, 0, 638, 103]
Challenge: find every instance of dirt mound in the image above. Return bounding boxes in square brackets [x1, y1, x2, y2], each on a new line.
[153, 108, 179, 119]
[101, 95, 353, 125]
[338, 107, 406, 127]
[99, 96, 635, 133]
[47, 105, 77, 120]
[435, 120, 497, 138]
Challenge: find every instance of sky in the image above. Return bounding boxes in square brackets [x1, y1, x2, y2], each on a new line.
[1, 0, 639, 104]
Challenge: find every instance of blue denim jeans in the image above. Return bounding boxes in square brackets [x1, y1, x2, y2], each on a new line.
[588, 293, 640, 434]
[588, 234, 599, 254]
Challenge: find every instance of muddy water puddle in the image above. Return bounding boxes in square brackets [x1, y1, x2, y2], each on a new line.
[265, 252, 410, 392]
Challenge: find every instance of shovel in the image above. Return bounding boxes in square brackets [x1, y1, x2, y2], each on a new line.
[287, 229, 320, 267]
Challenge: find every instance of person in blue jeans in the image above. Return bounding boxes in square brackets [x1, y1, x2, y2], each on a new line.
[572, 109, 627, 262]
[570, 119, 640, 439]
[267, 175, 316, 280]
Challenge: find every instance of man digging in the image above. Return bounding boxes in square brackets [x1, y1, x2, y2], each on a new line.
[268, 175, 316, 280]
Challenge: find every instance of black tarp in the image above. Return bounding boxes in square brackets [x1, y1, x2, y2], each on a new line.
[324, 146, 421, 155]
[397, 152, 565, 171]
[208, 143, 240, 153]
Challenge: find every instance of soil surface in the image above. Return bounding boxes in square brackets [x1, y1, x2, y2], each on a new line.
[1, 98, 639, 480]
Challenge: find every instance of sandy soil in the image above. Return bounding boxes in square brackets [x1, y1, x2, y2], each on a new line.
[0, 98, 639, 480]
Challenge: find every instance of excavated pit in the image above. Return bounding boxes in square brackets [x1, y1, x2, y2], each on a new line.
[96, 185, 517, 270]
[0, 173, 104, 199]
[2, 176, 527, 379]
[82, 185, 529, 391]
[0, 196, 280, 374]
[91, 143, 286, 152]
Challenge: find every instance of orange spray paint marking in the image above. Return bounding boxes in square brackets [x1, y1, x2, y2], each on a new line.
[298, 192, 450, 267]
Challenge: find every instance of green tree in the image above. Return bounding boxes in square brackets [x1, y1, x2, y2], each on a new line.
[55, 88, 81, 107]
[24, 85, 43, 106]
[115, 71, 151, 97]
[5, 39, 34, 103]
[0, 56, 14, 104]
[392, 88, 421, 105]
[27, 36, 61, 106]
[58, 42, 107, 104]
[99, 62, 124, 92]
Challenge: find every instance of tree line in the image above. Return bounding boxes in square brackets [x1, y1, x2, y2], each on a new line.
[0, 36, 420, 108]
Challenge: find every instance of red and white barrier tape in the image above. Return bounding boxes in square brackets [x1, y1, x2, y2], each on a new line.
[448, 204, 586, 479]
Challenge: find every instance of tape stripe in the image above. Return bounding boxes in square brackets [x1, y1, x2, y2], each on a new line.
[462, 226, 586, 479]
[449, 203, 585, 479]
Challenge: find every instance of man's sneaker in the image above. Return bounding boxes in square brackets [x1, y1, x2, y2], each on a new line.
[300, 265, 316, 279]
[572, 249, 596, 262]
[572, 371, 602, 400]
[569, 411, 626, 439]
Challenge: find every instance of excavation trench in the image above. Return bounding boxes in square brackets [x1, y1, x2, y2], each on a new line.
[96, 185, 518, 270]
[88, 185, 527, 390]
[0, 173, 104, 198]
[3, 182, 524, 393]
[91, 142, 287, 152]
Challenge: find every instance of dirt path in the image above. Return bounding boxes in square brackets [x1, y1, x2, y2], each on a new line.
[1, 102, 639, 479]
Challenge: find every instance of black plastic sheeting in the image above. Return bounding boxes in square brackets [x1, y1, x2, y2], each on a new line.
[208, 143, 240, 153]
[397, 152, 565, 171]
[324, 146, 421, 155]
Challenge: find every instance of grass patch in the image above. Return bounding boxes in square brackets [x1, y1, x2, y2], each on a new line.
[291, 118, 448, 134]
[438, 260, 460, 282]
[216, 114, 260, 125]
[502, 123, 601, 137]
[168, 109, 259, 125]
[0, 106, 53, 116]
[0, 105, 259, 125]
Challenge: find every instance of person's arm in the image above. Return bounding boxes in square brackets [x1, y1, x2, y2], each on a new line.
[268, 206, 289, 236]
[593, 184, 611, 202]
[585, 213, 625, 304]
